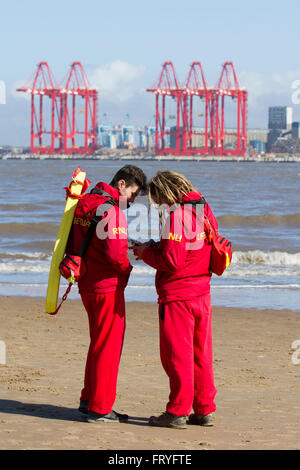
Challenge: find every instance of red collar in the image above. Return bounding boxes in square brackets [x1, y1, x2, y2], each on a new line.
[94, 182, 120, 204]
[181, 191, 203, 203]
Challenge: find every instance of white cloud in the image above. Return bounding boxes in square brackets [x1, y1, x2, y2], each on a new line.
[239, 69, 300, 107]
[11, 61, 147, 104]
[87, 60, 146, 103]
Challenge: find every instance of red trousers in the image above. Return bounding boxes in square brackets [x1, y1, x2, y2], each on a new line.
[159, 293, 217, 416]
[80, 290, 126, 414]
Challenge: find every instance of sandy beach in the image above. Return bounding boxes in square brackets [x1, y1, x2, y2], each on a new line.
[0, 295, 299, 450]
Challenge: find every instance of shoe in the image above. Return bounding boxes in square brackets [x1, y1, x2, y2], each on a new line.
[149, 411, 187, 429]
[188, 413, 214, 426]
[78, 400, 89, 415]
[87, 410, 129, 423]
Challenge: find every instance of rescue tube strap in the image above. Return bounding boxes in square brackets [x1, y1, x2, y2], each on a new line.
[64, 177, 91, 200]
[72, 177, 84, 186]
[64, 186, 82, 200]
[48, 282, 73, 315]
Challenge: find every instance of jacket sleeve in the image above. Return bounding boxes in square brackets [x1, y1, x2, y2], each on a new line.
[205, 203, 218, 232]
[100, 205, 132, 276]
[142, 209, 187, 272]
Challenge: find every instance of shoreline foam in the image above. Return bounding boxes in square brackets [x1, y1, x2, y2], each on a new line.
[1, 153, 300, 162]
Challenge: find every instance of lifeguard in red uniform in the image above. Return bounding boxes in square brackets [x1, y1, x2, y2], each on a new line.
[132, 170, 218, 429]
[69, 165, 147, 423]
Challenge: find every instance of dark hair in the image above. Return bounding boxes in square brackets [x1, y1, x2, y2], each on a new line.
[110, 165, 147, 194]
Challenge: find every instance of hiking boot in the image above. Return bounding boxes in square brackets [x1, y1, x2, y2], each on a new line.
[188, 413, 214, 426]
[87, 410, 129, 423]
[78, 400, 89, 415]
[149, 411, 187, 429]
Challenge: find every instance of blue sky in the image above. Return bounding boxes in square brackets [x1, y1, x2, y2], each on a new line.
[1, 0, 300, 145]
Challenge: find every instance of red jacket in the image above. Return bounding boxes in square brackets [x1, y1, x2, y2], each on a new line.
[142, 191, 218, 304]
[69, 182, 132, 294]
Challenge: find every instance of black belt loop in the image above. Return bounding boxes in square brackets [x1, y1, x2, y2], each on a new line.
[160, 304, 165, 322]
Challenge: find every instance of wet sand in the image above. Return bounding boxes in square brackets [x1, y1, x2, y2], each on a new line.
[0, 296, 299, 450]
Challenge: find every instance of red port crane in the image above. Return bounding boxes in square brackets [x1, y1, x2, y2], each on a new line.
[146, 61, 185, 155]
[17, 62, 61, 154]
[147, 61, 248, 156]
[214, 62, 248, 156]
[60, 62, 98, 154]
[17, 62, 98, 155]
[184, 62, 211, 155]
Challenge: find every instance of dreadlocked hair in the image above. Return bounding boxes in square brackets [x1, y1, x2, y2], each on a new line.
[148, 170, 198, 233]
[148, 170, 197, 205]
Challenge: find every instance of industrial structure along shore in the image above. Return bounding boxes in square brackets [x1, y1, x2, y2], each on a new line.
[1, 150, 300, 163]
[12, 61, 300, 159]
[15, 60, 249, 157]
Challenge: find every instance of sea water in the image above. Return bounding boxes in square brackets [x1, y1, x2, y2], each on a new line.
[0, 159, 299, 311]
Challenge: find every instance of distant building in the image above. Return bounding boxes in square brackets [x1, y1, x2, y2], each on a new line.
[249, 140, 267, 154]
[267, 129, 282, 152]
[267, 106, 293, 151]
[95, 113, 297, 153]
[97, 124, 156, 150]
[247, 129, 268, 152]
[247, 129, 268, 142]
[292, 122, 300, 139]
[268, 106, 293, 130]
[169, 127, 269, 153]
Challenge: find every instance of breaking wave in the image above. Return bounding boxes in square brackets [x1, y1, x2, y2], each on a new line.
[233, 250, 300, 266]
[219, 213, 300, 227]
[0, 250, 299, 276]
[0, 263, 50, 273]
[0, 251, 51, 261]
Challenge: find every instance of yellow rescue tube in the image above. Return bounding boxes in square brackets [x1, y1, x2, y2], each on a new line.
[45, 168, 87, 314]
